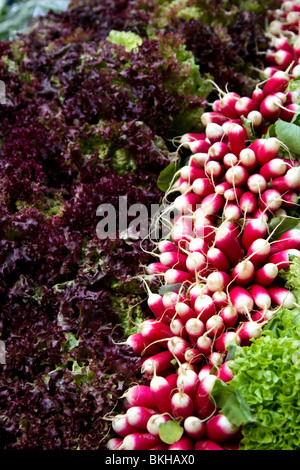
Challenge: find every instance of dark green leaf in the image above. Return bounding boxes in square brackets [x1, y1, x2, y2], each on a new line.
[157, 160, 181, 192]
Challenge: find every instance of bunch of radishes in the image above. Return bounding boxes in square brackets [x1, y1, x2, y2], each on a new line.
[107, 1, 300, 451]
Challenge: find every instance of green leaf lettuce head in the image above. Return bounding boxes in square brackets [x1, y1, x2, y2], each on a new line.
[212, 260, 300, 450]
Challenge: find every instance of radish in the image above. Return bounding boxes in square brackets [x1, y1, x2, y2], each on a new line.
[255, 137, 281, 165]
[147, 413, 171, 437]
[167, 336, 191, 362]
[251, 309, 276, 323]
[126, 332, 161, 356]
[259, 188, 283, 212]
[281, 190, 299, 207]
[184, 416, 206, 440]
[177, 368, 199, 397]
[220, 305, 238, 328]
[214, 181, 232, 194]
[266, 285, 296, 309]
[112, 414, 141, 438]
[280, 103, 300, 122]
[184, 347, 203, 364]
[241, 217, 268, 251]
[208, 351, 225, 367]
[252, 86, 264, 105]
[213, 331, 237, 353]
[207, 247, 230, 272]
[158, 240, 180, 254]
[147, 292, 170, 323]
[259, 158, 287, 180]
[246, 238, 271, 268]
[225, 165, 249, 187]
[224, 186, 244, 202]
[223, 202, 242, 221]
[194, 294, 216, 323]
[234, 96, 257, 117]
[198, 363, 213, 381]
[248, 284, 272, 310]
[201, 111, 229, 127]
[139, 319, 173, 345]
[231, 259, 255, 286]
[223, 152, 239, 169]
[173, 193, 202, 213]
[270, 167, 300, 192]
[146, 262, 170, 275]
[206, 271, 232, 293]
[195, 440, 224, 450]
[165, 268, 193, 285]
[192, 177, 215, 197]
[215, 360, 234, 382]
[205, 413, 240, 443]
[175, 302, 197, 322]
[159, 250, 188, 270]
[247, 173, 267, 194]
[180, 133, 206, 146]
[262, 70, 290, 96]
[253, 262, 279, 286]
[168, 435, 194, 450]
[200, 192, 225, 216]
[120, 432, 161, 450]
[107, 437, 123, 450]
[191, 152, 210, 168]
[239, 191, 257, 214]
[247, 110, 263, 128]
[228, 286, 254, 315]
[162, 291, 184, 317]
[239, 147, 257, 172]
[170, 317, 188, 338]
[189, 237, 209, 255]
[215, 225, 244, 266]
[235, 321, 263, 346]
[180, 165, 206, 184]
[227, 123, 247, 156]
[196, 333, 213, 356]
[123, 384, 156, 409]
[205, 122, 225, 144]
[212, 290, 228, 311]
[267, 248, 300, 269]
[208, 141, 231, 161]
[126, 406, 157, 430]
[171, 390, 195, 420]
[194, 374, 218, 419]
[189, 139, 211, 154]
[186, 251, 208, 274]
[269, 228, 300, 255]
[141, 350, 174, 375]
[205, 314, 225, 338]
[189, 283, 210, 308]
[150, 374, 173, 414]
[185, 317, 206, 344]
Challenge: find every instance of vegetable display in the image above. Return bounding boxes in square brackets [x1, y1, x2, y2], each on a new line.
[0, 0, 299, 452]
[108, 0, 300, 451]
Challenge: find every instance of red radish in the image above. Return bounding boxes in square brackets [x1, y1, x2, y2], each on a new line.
[198, 363, 213, 381]
[194, 294, 216, 323]
[107, 437, 123, 450]
[126, 332, 161, 356]
[167, 336, 191, 362]
[239, 191, 257, 214]
[141, 350, 174, 375]
[214, 331, 237, 353]
[139, 319, 172, 345]
[225, 165, 249, 187]
[259, 188, 283, 212]
[175, 302, 196, 322]
[185, 317, 206, 344]
[180, 165, 206, 183]
[247, 110, 263, 128]
[180, 133, 206, 146]
[189, 283, 210, 308]
[205, 122, 225, 144]
[269, 229, 300, 255]
[223, 202, 242, 221]
[280, 103, 300, 122]
[220, 305, 238, 328]
[234, 96, 257, 117]
[259, 158, 287, 180]
[171, 218, 195, 247]
[253, 262, 279, 286]
[123, 384, 156, 409]
[227, 123, 247, 156]
[164, 372, 179, 390]
[212, 290, 228, 311]
[255, 137, 281, 165]
[224, 186, 244, 201]
[252, 207, 269, 222]
[207, 247, 230, 272]
[205, 413, 240, 443]
[194, 374, 218, 419]
[184, 347, 203, 364]
[177, 361, 199, 375]
[215, 360, 234, 382]
[120, 432, 160, 450]
[189, 139, 211, 154]
[281, 190, 298, 207]
[186, 251, 208, 274]
[201, 111, 229, 127]
[247, 173, 267, 194]
[215, 225, 244, 266]
[184, 416, 206, 440]
[223, 152, 239, 169]
[236, 321, 263, 346]
[168, 436, 194, 450]
[173, 193, 202, 213]
[267, 248, 300, 269]
[196, 334, 213, 356]
[213, 93, 240, 119]
[192, 177, 215, 197]
[146, 262, 169, 275]
[267, 285, 296, 309]
[147, 414, 171, 437]
[251, 309, 276, 323]
[147, 292, 169, 323]
[271, 167, 300, 192]
[177, 368, 199, 397]
[112, 414, 141, 438]
[189, 237, 209, 255]
[229, 285, 254, 315]
[215, 181, 232, 194]
[199, 193, 225, 216]
[232, 259, 255, 286]
[246, 238, 271, 267]
[150, 374, 173, 415]
[238, 147, 257, 172]
[162, 291, 184, 317]
[208, 351, 225, 367]
[158, 240, 180, 254]
[262, 70, 290, 96]
[164, 268, 193, 285]
[208, 141, 231, 161]
[241, 217, 268, 251]
[149, 443, 169, 450]
[205, 315, 225, 338]
[190, 152, 210, 168]
[248, 284, 272, 310]
[268, 49, 295, 70]
[126, 406, 157, 430]
[159, 250, 188, 270]
[252, 86, 264, 105]
[170, 317, 188, 338]
[195, 440, 224, 450]
[171, 390, 194, 420]
[206, 271, 232, 293]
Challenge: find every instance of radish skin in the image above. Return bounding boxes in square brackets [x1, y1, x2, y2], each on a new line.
[253, 262, 279, 286]
[126, 406, 158, 430]
[205, 413, 240, 443]
[184, 416, 206, 440]
[194, 374, 218, 419]
[124, 385, 156, 409]
[229, 286, 254, 315]
[120, 433, 160, 450]
[267, 285, 296, 309]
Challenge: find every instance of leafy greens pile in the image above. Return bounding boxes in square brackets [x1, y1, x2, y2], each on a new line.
[0, 0, 282, 450]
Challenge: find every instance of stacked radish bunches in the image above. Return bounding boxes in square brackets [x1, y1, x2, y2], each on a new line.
[108, 1, 300, 451]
